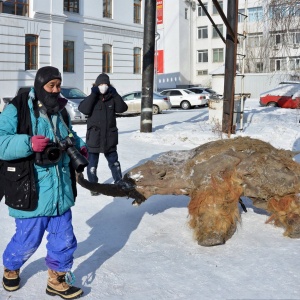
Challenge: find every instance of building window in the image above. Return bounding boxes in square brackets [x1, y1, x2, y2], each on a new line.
[197, 50, 208, 63]
[256, 62, 263, 72]
[103, 0, 112, 18]
[103, 44, 112, 73]
[212, 24, 223, 38]
[197, 3, 207, 16]
[213, 48, 224, 62]
[248, 7, 263, 22]
[270, 58, 287, 71]
[238, 9, 245, 22]
[185, 8, 188, 19]
[212, 1, 223, 15]
[197, 69, 208, 75]
[0, 0, 29, 16]
[133, 47, 141, 74]
[134, 0, 141, 24]
[290, 58, 300, 71]
[248, 34, 263, 47]
[292, 32, 300, 44]
[25, 35, 38, 70]
[63, 41, 74, 73]
[198, 26, 208, 39]
[64, 0, 79, 13]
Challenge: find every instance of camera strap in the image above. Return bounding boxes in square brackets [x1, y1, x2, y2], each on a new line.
[36, 100, 73, 142]
[58, 113, 74, 139]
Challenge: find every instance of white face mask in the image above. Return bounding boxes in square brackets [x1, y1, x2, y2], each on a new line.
[99, 85, 108, 94]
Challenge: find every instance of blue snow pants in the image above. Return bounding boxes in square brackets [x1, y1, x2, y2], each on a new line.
[3, 209, 77, 272]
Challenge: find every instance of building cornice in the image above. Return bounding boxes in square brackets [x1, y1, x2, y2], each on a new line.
[33, 12, 67, 24]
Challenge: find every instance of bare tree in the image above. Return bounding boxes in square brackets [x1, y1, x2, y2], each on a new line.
[238, 0, 300, 78]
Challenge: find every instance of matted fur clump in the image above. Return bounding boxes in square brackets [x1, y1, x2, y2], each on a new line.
[77, 137, 300, 247]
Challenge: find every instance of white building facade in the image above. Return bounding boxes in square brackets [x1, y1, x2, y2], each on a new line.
[1, 0, 299, 101]
[156, 0, 300, 96]
[0, 0, 144, 101]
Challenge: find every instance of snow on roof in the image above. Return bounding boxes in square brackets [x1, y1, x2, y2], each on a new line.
[209, 64, 240, 75]
[260, 82, 300, 97]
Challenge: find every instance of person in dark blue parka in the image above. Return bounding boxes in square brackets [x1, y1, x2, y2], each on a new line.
[0, 66, 86, 299]
[78, 73, 130, 195]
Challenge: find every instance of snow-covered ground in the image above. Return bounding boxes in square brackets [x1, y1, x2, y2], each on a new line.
[1, 98, 300, 299]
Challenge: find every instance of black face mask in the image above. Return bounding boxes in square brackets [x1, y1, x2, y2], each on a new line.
[37, 89, 60, 114]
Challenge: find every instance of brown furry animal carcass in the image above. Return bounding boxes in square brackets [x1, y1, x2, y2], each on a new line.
[77, 137, 300, 247]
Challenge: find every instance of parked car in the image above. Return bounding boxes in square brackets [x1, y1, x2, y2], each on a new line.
[259, 81, 300, 108]
[160, 88, 207, 109]
[3, 86, 88, 123]
[121, 91, 172, 114]
[186, 87, 222, 99]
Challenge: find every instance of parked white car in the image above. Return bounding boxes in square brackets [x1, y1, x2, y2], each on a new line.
[186, 87, 222, 99]
[121, 91, 172, 114]
[160, 89, 208, 109]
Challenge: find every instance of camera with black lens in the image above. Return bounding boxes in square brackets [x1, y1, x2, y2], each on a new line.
[58, 136, 89, 173]
[35, 142, 62, 166]
[35, 135, 88, 173]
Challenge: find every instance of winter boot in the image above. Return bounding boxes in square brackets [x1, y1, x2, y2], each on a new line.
[46, 269, 83, 299]
[2, 268, 20, 292]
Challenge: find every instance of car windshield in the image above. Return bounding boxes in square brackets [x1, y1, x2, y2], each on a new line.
[153, 92, 163, 97]
[61, 88, 86, 99]
[183, 89, 193, 94]
[205, 88, 217, 94]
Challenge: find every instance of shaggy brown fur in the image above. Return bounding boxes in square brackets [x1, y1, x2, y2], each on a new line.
[77, 137, 300, 247]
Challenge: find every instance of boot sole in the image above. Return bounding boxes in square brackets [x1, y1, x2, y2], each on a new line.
[2, 282, 20, 292]
[46, 286, 83, 299]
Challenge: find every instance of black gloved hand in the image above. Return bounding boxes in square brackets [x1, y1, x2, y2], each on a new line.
[91, 86, 100, 95]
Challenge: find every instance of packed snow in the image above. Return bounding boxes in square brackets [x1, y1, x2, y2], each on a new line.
[1, 98, 300, 299]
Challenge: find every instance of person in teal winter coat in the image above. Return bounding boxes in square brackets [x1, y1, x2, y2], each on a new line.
[0, 66, 87, 299]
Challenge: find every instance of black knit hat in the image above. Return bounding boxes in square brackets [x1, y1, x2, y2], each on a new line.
[34, 66, 62, 92]
[95, 73, 110, 86]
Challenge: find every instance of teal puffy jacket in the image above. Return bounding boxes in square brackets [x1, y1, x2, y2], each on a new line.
[0, 89, 86, 218]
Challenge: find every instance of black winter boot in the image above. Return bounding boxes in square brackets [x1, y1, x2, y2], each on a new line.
[46, 269, 83, 299]
[2, 268, 20, 292]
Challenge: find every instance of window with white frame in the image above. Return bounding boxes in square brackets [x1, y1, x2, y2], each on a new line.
[198, 26, 208, 39]
[256, 62, 263, 72]
[212, 24, 223, 38]
[197, 69, 208, 75]
[292, 32, 300, 44]
[212, 1, 223, 15]
[290, 57, 300, 70]
[197, 50, 208, 63]
[270, 58, 287, 71]
[247, 35, 263, 47]
[197, 3, 207, 16]
[238, 9, 245, 22]
[248, 7, 263, 22]
[213, 48, 224, 62]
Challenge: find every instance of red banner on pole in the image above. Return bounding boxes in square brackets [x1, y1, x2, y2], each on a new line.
[157, 0, 163, 25]
[156, 50, 164, 74]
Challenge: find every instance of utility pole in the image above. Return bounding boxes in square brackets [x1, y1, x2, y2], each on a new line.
[140, 0, 157, 133]
[222, 0, 239, 135]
